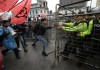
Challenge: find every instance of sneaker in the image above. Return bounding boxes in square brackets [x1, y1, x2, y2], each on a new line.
[24, 49, 28, 52]
[16, 56, 20, 59]
[60, 51, 66, 55]
[8, 50, 12, 52]
[62, 57, 69, 61]
[42, 52, 48, 56]
[32, 44, 36, 46]
[2, 52, 7, 56]
[25, 44, 28, 46]
[18, 48, 22, 51]
[77, 62, 83, 68]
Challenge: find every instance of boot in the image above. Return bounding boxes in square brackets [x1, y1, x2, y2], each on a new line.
[42, 52, 48, 56]
[13, 48, 20, 59]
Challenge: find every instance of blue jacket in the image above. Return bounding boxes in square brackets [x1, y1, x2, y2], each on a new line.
[2, 27, 17, 50]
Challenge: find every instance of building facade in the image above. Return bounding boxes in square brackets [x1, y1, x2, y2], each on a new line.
[60, 0, 87, 7]
[59, 0, 88, 15]
[28, 0, 49, 20]
[96, 0, 100, 6]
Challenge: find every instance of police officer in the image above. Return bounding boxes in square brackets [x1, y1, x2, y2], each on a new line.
[80, 11, 100, 57]
[91, 12, 100, 58]
[59, 17, 75, 60]
[58, 12, 89, 67]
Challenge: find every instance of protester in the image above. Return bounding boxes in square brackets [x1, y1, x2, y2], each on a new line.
[13, 24, 28, 52]
[20, 24, 28, 46]
[32, 18, 54, 56]
[1, 20, 20, 59]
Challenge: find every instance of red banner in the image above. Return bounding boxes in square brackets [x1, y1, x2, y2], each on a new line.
[11, 0, 32, 24]
[0, 0, 3, 3]
[0, 0, 18, 12]
[11, 0, 27, 16]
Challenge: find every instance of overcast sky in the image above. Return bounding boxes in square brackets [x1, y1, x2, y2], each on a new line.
[19, 0, 97, 12]
[32, 0, 59, 12]
[33, 0, 97, 12]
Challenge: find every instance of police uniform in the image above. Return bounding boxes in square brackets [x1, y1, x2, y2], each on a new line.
[61, 18, 88, 61]
[60, 13, 90, 67]
[80, 18, 100, 57]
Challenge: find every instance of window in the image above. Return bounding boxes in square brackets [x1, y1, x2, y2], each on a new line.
[36, 10, 37, 14]
[41, 10, 42, 13]
[44, 10, 46, 13]
[33, 11, 34, 14]
[46, 2, 47, 7]
[30, 11, 31, 15]
[39, 1, 42, 7]
[40, 4, 42, 7]
[43, 2, 45, 7]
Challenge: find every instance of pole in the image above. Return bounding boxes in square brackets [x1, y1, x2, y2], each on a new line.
[90, 0, 92, 11]
[55, 4, 61, 63]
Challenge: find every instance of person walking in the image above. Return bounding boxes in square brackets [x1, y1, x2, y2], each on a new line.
[13, 24, 28, 52]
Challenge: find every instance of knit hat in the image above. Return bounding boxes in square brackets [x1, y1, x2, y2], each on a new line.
[2, 20, 10, 24]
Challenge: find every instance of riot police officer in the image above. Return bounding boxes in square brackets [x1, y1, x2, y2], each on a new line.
[58, 12, 89, 67]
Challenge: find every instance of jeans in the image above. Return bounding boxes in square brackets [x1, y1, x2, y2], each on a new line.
[20, 34, 27, 45]
[2, 48, 20, 59]
[33, 35, 47, 52]
[19, 34, 27, 50]
[15, 36, 20, 48]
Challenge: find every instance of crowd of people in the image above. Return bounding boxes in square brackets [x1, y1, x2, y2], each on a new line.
[57, 11, 100, 67]
[0, 20, 29, 59]
[0, 9, 100, 69]
[0, 17, 56, 60]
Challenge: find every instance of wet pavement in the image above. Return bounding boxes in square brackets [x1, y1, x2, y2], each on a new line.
[2, 40, 99, 70]
[2, 28, 99, 70]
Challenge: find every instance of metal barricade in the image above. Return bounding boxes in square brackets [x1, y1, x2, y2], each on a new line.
[54, 27, 100, 69]
[49, 3, 100, 70]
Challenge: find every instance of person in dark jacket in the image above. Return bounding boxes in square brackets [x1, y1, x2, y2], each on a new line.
[32, 18, 53, 56]
[19, 24, 27, 46]
[12, 25, 21, 50]
[13, 24, 28, 52]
